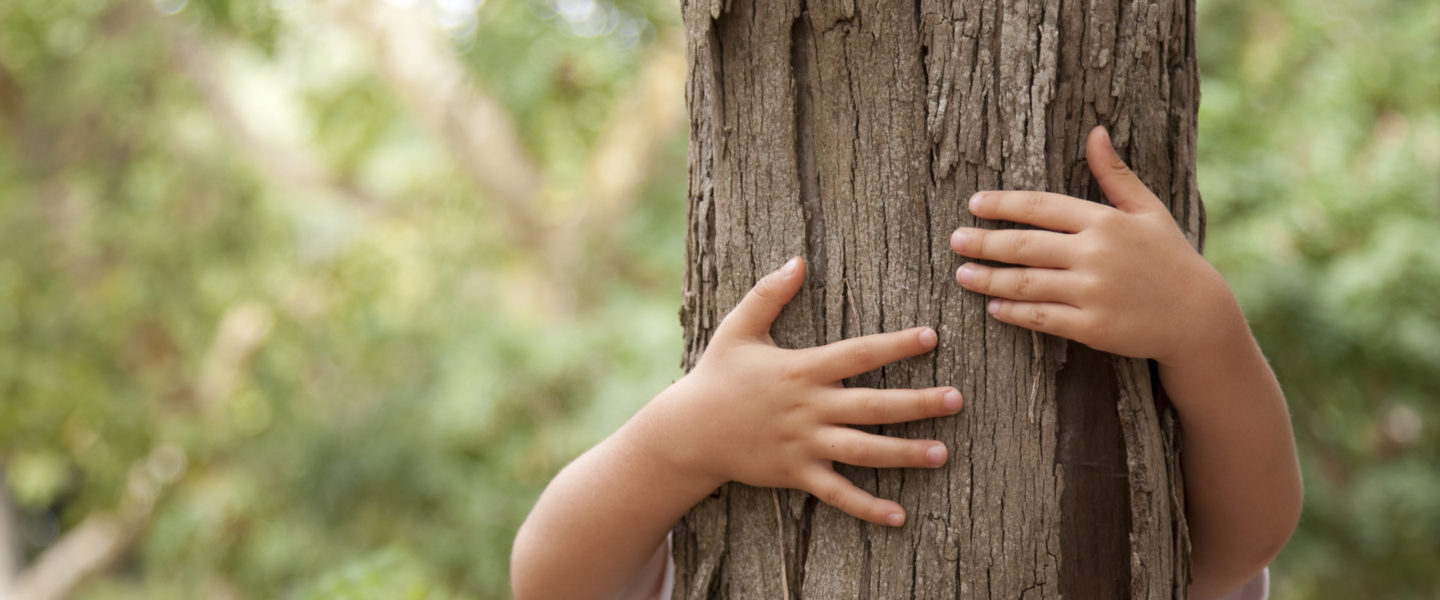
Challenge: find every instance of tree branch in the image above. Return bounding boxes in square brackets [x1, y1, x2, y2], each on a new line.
[159, 19, 390, 216]
[8, 515, 130, 600]
[321, 0, 547, 246]
[579, 31, 686, 227]
[6, 445, 185, 600]
[560, 32, 687, 288]
[194, 301, 276, 411]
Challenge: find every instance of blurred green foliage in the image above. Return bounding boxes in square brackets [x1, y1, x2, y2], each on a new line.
[1197, 0, 1440, 597]
[0, 0, 1434, 598]
[1, 0, 685, 597]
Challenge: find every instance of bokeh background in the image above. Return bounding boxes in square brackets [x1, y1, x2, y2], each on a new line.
[0, 0, 1435, 598]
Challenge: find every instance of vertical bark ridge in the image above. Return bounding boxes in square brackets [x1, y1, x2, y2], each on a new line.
[676, 0, 1199, 596]
[791, 5, 827, 349]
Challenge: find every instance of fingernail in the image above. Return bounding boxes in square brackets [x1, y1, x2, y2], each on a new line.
[956, 263, 976, 285]
[943, 389, 962, 411]
[781, 256, 801, 275]
[887, 512, 905, 527]
[926, 444, 947, 465]
[918, 327, 937, 347]
[987, 299, 1002, 315]
[968, 193, 987, 211]
[950, 229, 970, 251]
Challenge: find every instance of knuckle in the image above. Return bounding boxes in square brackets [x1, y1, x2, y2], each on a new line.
[1014, 271, 1034, 299]
[861, 395, 888, 422]
[844, 441, 872, 465]
[1021, 193, 1045, 219]
[750, 276, 778, 301]
[1027, 305, 1050, 328]
[1077, 227, 1117, 260]
[848, 339, 878, 369]
[1075, 237, 1102, 261]
[1077, 274, 1103, 301]
[1108, 158, 1133, 178]
[1008, 232, 1031, 258]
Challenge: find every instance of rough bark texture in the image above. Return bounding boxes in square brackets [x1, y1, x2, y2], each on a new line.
[675, 0, 1200, 597]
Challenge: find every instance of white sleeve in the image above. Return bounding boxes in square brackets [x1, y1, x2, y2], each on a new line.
[614, 533, 674, 600]
[1214, 568, 1270, 600]
[657, 532, 675, 600]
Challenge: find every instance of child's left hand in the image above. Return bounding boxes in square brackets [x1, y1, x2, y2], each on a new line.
[949, 126, 1242, 368]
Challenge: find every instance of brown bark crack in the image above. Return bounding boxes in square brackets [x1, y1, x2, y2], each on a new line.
[677, 0, 1197, 596]
[791, 5, 826, 339]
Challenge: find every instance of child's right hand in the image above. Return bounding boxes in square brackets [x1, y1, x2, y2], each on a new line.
[635, 257, 962, 528]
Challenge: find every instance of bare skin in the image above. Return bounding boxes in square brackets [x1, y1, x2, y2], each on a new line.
[511, 257, 960, 599]
[510, 126, 1301, 600]
[952, 127, 1301, 598]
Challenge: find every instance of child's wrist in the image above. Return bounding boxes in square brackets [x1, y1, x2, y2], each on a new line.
[618, 378, 728, 494]
[1157, 285, 1253, 373]
[1153, 262, 1250, 368]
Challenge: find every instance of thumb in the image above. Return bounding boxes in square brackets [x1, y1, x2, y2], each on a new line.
[1086, 126, 1161, 214]
[716, 256, 806, 341]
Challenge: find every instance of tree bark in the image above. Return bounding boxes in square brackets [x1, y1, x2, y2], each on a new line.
[675, 0, 1200, 598]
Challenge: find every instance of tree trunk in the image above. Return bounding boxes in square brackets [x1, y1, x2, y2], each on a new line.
[675, 0, 1201, 598]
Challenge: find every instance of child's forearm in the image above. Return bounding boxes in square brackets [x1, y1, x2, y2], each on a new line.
[512, 260, 957, 598]
[510, 389, 717, 600]
[1157, 298, 1302, 600]
[949, 130, 1302, 598]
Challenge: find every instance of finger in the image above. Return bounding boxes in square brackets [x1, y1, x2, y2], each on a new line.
[985, 298, 1087, 340]
[1085, 126, 1163, 214]
[823, 386, 963, 425]
[966, 190, 1109, 233]
[803, 469, 908, 527]
[817, 427, 948, 470]
[950, 227, 1076, 268]
[801, 326, 938, 381]
[956, 263, 1080, 304]
[715, 256, 805, 340]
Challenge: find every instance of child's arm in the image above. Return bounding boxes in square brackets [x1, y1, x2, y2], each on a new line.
[949, 127, 1302, 600]
[510, 257, 963, 600]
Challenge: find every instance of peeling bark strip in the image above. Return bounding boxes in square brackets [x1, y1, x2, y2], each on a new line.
[675, 0, 1200, 597]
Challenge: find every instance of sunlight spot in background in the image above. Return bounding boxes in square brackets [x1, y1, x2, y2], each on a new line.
[380, 0, 648, 47]
[382, 0, 488, 40]
[433, 0, 485, 39]
[555, 0, 598, 24]
[549, 0, 649, 47]
[152, 0, 188, 16]
[1380, 404, 1423, 448]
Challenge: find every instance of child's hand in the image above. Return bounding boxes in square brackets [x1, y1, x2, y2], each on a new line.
[645, 257, 962, 528]
[949, 127, 1240, 367]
